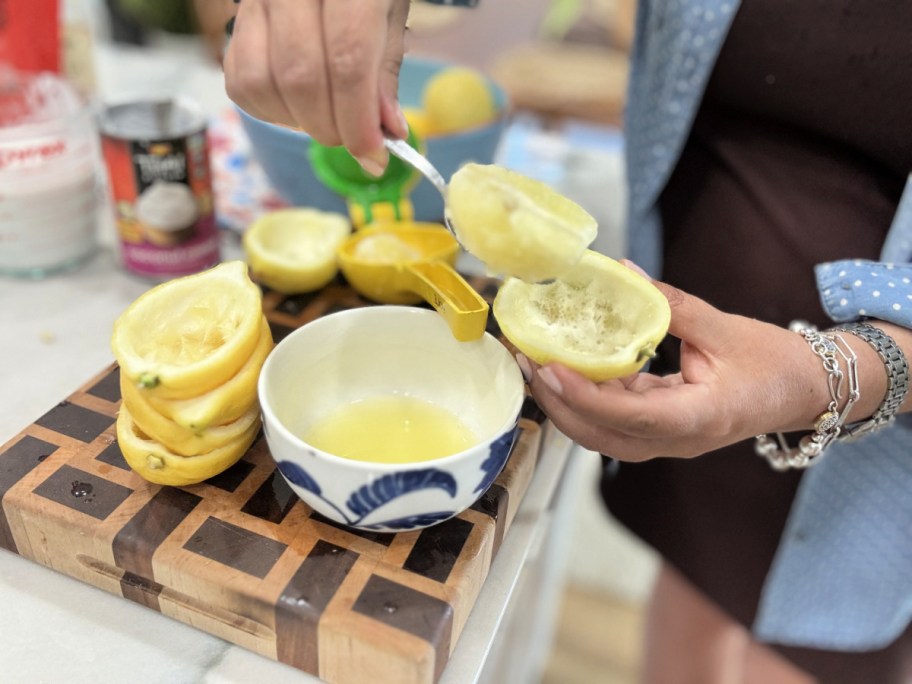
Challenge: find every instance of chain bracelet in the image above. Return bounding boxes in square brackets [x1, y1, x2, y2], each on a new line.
[754, 327, 859, 470]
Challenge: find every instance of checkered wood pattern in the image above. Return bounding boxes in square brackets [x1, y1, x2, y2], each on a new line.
[0, 275, 546, 684]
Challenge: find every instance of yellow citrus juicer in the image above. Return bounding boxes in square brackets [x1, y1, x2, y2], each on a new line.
[337, 222, 489, 342]
[309, 130, 488, 342]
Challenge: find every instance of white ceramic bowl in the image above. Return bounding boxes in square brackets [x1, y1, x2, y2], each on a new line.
[258, 306, 525, 532]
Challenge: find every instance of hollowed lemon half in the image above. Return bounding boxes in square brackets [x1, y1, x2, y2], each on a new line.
[142, 315, 273, 431]
[120, 377, 261, 457]
[111, 261, 264, 400]
[243, 208, 351, 294]
[116, 405, 260, 486]
[447, 163, 597, 283]
[493, 250, 671, 381]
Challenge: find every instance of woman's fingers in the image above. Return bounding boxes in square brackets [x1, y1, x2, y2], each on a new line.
[266, 0, 340, 145]
[224, 0, 409, 171]
[531, 363, 709, 440]
[322, 0, 394, 169]
[528, 375, 695, 460]
[224, 0, 296, 127]
[378, 0, 410, 140]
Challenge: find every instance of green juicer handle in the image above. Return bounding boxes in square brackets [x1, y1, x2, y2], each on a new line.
[308, 129, 423, 228]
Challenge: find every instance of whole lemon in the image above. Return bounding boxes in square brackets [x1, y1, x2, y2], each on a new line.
[402, 106, 433, 140]
[422, 67, 498, 134]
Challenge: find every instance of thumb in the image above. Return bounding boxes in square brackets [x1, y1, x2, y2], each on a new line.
[650, 280, 733, 355]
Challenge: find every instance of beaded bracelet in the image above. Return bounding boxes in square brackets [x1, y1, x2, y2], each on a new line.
[754, 327, 859, 470]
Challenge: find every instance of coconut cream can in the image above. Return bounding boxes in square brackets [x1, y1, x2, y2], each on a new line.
[99, 99, 219, 278]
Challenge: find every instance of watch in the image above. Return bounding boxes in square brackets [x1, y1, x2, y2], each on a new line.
[834, 321, 910, 439]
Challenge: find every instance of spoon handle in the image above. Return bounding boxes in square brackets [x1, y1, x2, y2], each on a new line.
[383, 136, 448, 197]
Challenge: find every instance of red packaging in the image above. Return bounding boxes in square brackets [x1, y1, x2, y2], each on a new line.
[0, 0, 61, 74]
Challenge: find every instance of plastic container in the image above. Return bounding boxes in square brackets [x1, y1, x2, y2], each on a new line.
[0, 70, 102, 278]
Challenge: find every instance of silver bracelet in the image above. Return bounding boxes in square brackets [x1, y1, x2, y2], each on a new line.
[754, 327, 859, 470]
[832, 321, 910, 440]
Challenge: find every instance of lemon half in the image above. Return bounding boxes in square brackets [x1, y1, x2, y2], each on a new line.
[448, 163, 597, 283]
[121, 377, 262, 457]
[493, 250, 671, 381]
[111, 261, 264, 399]
[116, 406, 259, 486]
[142, 315, 273, 431]
[243, 208, 352, 294]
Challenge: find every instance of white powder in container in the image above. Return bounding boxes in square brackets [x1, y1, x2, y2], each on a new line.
[0, 69, 101, 277]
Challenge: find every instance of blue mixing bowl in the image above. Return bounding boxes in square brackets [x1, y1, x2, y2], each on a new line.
[237, 56, 510, 222]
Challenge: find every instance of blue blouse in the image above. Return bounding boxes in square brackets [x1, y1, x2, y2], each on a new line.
[624, 0, 912, 650]
[425, 0, 912, 651]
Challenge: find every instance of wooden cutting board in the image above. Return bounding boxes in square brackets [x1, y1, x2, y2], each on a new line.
[0, 274, 547, 684]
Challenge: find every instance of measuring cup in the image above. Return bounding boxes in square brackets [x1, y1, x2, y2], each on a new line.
[337, 222, 489, 342]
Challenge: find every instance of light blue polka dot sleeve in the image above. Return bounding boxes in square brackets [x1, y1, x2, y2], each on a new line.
[816, 177, 912, 329]
[816, 260, 912, 329]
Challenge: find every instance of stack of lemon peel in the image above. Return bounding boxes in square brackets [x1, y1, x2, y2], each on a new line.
[447, 163, 670, 380]
[111, 261, 273, 485]
[243, 208, 351, 294]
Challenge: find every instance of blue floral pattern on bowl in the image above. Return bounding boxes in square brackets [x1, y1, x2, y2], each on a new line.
[277, 461, 459, 530]
[275, 423, 521, 532]
[474, 421, 520, 494]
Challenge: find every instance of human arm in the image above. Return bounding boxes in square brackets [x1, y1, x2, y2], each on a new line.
[519, 261, 911, 462]
[221, 0, 479, 175]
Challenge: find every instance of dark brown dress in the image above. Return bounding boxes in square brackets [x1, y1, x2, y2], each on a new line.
[602, 2, 912, 681]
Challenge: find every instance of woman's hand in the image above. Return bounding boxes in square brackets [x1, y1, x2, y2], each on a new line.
[223, 0, 411, 175]
[520, 277, 832, 461]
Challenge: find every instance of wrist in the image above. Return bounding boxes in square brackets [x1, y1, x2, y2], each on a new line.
[756, 320, 910, 471]
[830, 321, 909, 437]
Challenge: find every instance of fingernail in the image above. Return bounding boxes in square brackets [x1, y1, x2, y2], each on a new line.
[396, 105, 410, 137]
[620, 259, 651, 279]
[538, 367, 563, 395]
[516, 354, 532, 383]
[355, 149, 388, 177]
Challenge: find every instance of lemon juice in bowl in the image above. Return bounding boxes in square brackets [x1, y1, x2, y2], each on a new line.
[301, 395, 478, 464]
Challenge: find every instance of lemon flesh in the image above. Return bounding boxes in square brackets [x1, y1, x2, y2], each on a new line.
[111, 261, 264, 399]
[448, 163, 597, 283]
[493, 250, 671, 381]
[422, 67, 498, 134]
[116, 405, 259, 486]
[143, 315, 273, 431]
[243, 208, 351, 294]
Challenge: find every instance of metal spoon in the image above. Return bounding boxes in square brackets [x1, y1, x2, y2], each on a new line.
[382, 134, 557, 284]
[382, 134, 461, 240]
